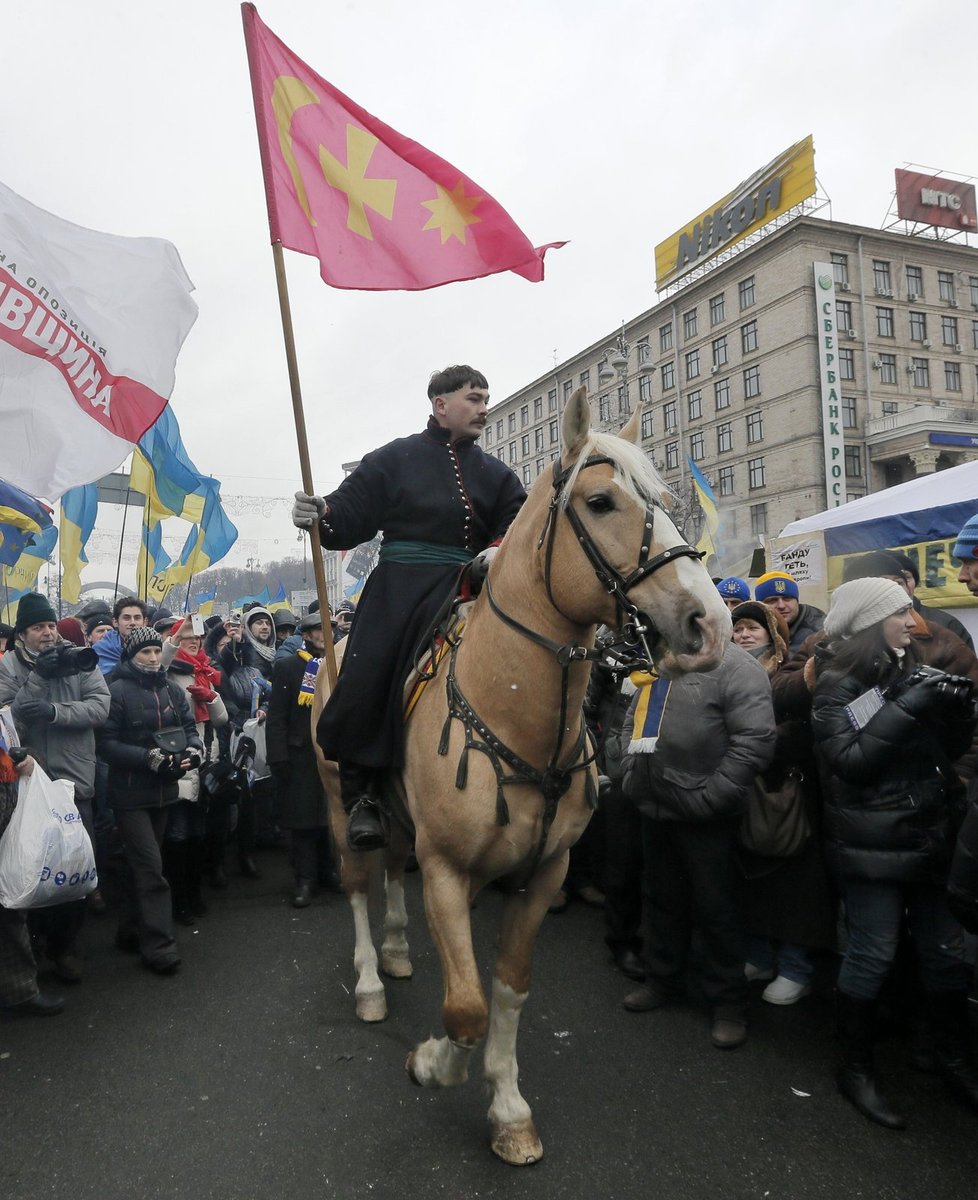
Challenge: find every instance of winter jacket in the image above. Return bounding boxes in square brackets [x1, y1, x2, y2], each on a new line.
[97, 659, 202, 811]
[621, 641, 776, 822]
[811, 647, 975, 884]
[787, 603, 825, 652]
[0, 644, 110, 800]
[265, 648, 329, 830]
[948, 786, 978, 932]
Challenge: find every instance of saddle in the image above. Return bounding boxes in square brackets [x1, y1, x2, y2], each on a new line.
[404, 603, 471, 719]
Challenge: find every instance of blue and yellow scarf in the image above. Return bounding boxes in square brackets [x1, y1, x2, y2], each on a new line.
[627, 670, 673, 754]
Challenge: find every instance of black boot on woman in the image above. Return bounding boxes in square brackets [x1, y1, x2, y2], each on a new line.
[836, 992, 907, 1130]
[928, 990, 978, 1112]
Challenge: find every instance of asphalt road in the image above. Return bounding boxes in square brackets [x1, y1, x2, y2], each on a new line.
[1, 848, 973, 1200]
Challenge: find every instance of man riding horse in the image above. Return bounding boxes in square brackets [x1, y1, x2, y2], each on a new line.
[291, 365, 527, 851]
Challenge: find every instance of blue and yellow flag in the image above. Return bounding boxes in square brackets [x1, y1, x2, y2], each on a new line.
[266, 581, 290, 612]
[193, 587, 217, 617]
[0, 480, 53, 569]
[59, 484, 99, 603]
[232, 585, 270, 610]
[687, 457, 720, 564]
[1, 524, 59, 624]
[133, 405, 209, 522]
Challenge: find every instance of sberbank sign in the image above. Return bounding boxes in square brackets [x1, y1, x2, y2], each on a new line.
[813, 262, 847, 508]
[676, 177, 783, 272]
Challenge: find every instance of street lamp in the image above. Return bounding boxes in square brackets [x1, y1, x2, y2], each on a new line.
[597, 324, 654, 420]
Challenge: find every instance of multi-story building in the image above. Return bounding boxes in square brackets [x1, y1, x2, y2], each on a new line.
[484, 215, 978, 570]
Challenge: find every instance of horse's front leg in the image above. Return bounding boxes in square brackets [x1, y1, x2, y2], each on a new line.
[484, 849, 568, 1166]
[380, 845, 413, 979]
[405, 863, 487, 1089]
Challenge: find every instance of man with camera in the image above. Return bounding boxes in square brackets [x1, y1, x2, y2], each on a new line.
[0, 592, 110, 983]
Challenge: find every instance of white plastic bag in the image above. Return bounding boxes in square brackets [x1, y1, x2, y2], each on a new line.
[0, 764, 97, 909]
[233, 717, 270, 782]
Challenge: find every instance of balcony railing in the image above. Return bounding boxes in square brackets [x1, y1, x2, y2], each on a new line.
[865, 403, 978, 438]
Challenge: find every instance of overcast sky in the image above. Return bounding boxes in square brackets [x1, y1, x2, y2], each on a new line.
[6, 0, 976, 584]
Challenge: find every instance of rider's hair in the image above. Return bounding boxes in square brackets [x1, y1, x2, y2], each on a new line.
[427, 365, 488, 401]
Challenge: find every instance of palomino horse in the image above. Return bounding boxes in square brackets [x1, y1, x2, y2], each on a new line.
[312, 389, 731, 1164]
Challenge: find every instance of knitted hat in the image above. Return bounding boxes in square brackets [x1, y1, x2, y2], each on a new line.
[754, 571, 799, 603]
[122, 626, 164, 660]
[953, 513, 978, 562]
[56, 617, 86, 647]
[716, 576, 750, 603]
[887, 551, 919, 586]
[823, 578, 910, 639]
[14, 592, 57, 634]
[84, 613, 112, 636]
[841, 550, 907, 583]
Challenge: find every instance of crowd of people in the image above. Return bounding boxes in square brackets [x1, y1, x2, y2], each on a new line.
[0, 591, 352, 1010]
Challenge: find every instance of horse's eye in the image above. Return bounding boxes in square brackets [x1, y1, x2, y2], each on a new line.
[586, 494, 614, 514]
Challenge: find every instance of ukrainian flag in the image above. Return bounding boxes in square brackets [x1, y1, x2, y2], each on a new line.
[59, 484, 99, 603]
[133, 405, 209, 522]
[194, 587, 217, 617]
[233, 586, 270, 610]
[687, 457, 720, 566]
[266, 582, 290, 611]
[0, 480, 53, 569]
[1, 525, 59, 624]
[157, 481, 238, 591]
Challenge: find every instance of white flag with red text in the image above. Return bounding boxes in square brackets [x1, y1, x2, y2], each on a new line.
[0, 180, 198, 499]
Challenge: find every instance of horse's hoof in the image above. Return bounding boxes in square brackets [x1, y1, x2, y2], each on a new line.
[491, 1119, 544, 1167]
[405, 1050, 426, 1086]
[381, 952, 413, 979]
[356, 992, 387, 1023]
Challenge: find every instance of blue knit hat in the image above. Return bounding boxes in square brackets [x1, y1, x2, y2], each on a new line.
[754, 571, 800, 602]
[716, 576, 750, 603]
[953, 513, 978, 562]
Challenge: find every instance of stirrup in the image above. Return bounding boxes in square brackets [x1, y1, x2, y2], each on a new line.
[346, 798, 390, 852]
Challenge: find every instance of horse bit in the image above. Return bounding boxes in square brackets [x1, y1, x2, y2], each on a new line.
[437, 453, 702, 864]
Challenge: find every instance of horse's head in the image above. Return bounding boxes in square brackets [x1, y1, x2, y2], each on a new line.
[520, 387, 730, 675]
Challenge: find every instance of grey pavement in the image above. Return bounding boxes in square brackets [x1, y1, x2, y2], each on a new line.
[0, 849, 973, 1200]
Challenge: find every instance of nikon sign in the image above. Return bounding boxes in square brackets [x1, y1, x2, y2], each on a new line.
[813, 262, 847, 508]
[654, 136, 816, 289]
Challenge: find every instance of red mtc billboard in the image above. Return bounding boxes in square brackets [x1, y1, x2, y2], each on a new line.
[895, 168, 977, 231]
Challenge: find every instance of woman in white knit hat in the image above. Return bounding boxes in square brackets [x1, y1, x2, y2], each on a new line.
[812, 577, 978, 1130]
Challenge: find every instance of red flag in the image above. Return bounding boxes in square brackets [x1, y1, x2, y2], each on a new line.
[241, 4, 564, 291]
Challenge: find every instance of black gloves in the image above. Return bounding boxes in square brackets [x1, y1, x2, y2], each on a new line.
[897, 671, 975, 718]
[18, 698, 56, 723]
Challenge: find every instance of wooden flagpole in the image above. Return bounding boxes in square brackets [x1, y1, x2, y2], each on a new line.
[269, 241, 337, 688]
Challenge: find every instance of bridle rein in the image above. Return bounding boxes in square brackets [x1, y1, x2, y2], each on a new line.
[436, 451, 702, 871]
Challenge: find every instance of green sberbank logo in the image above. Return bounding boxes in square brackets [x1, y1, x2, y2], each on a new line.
[818, 274, 833, 290]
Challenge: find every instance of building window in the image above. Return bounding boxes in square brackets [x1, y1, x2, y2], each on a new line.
[579, 369, 590, 390]
[484, 423, 493, 446]
[750, 502, 768, 535]
[872, 260, 892, 293]
[508, 441, 517, 463]
[683, 309, 698, 340]
[744, 365, 761, 399]
[618, 385, 628, 415]
[665, 441, 679, 470]
[844, 446, 862, 478]
[942, 315, 959, 346]
[661, 361, 676, 390]
[716, 422, 732, 453]
[536, 458, 545, 476]
[946, 361, 962, 392]
[690, 431, 705, 461]
[836, 300, 852, 332]
[741, 320, 758, 354]
[659, 322, 673, 353]
[663, 399, 678, 432]
[522, 465, 532, 486]
[534, 427, 544, 451]
[842, 396, 857, 428]
[739, 275, 756, 309]
[840, 348, 855, 381]
[549, 418, 559, 443]
[521, 433, 530, 456]
[639, 374, 653, 404]
[598, 395, 610, 422]
[710, 293, 726, 326]
[910, 357, 930, 387]
[909, 311, 927, 342]
[520, 404, 529, 427]
[533, 396, 542, 419]
[562, 379, 573, 401]
[939, 270, 956, 303]
[640, 409, 653, 439]
[881, 400, 898, 416]
[875, 306, 894, 337]
[637, 337, 651, 364]
[685, 349, 701, 381]
[831, 253, 849, 287]
[687, 390, 703, 421]
[748, 457, 766, 489]
[497, 449, 506, 463]
[718, 465, 734, 496]
[714, 378, 731, 410]
[746, 410, 764, 443]
[973, 320, 978, 351]
[712, 335, 728, 368]
[906, 265, 923, 298]
[878, 353, 897, 384]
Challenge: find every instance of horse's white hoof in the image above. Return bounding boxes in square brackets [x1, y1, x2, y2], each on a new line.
[381, 951, 413, 979]
[356, 991, 387, 1023]
[405, 1048, 429, 1087]
[490, 1119, 544, 1166]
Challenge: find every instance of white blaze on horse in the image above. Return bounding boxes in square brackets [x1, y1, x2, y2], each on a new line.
[312, 389, 730, 1165]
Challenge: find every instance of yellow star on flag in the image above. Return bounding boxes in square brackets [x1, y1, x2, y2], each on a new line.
[421, 180, 482, 245]
[319, 125, 397, 241]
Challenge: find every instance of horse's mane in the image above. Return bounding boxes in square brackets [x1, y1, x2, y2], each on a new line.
[559, 433, 667, 510]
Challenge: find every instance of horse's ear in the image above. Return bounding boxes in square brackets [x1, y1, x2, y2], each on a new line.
[619, 406, 641, 444]
[561, 386, 591, 456]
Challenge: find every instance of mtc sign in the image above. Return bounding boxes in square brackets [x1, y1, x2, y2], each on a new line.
[895, 168, 977, 231]
[654, 136, 816, 290]
[813, 263, 847, 508]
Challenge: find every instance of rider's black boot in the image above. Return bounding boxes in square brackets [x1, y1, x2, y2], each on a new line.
[339, 762, 389, 852]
